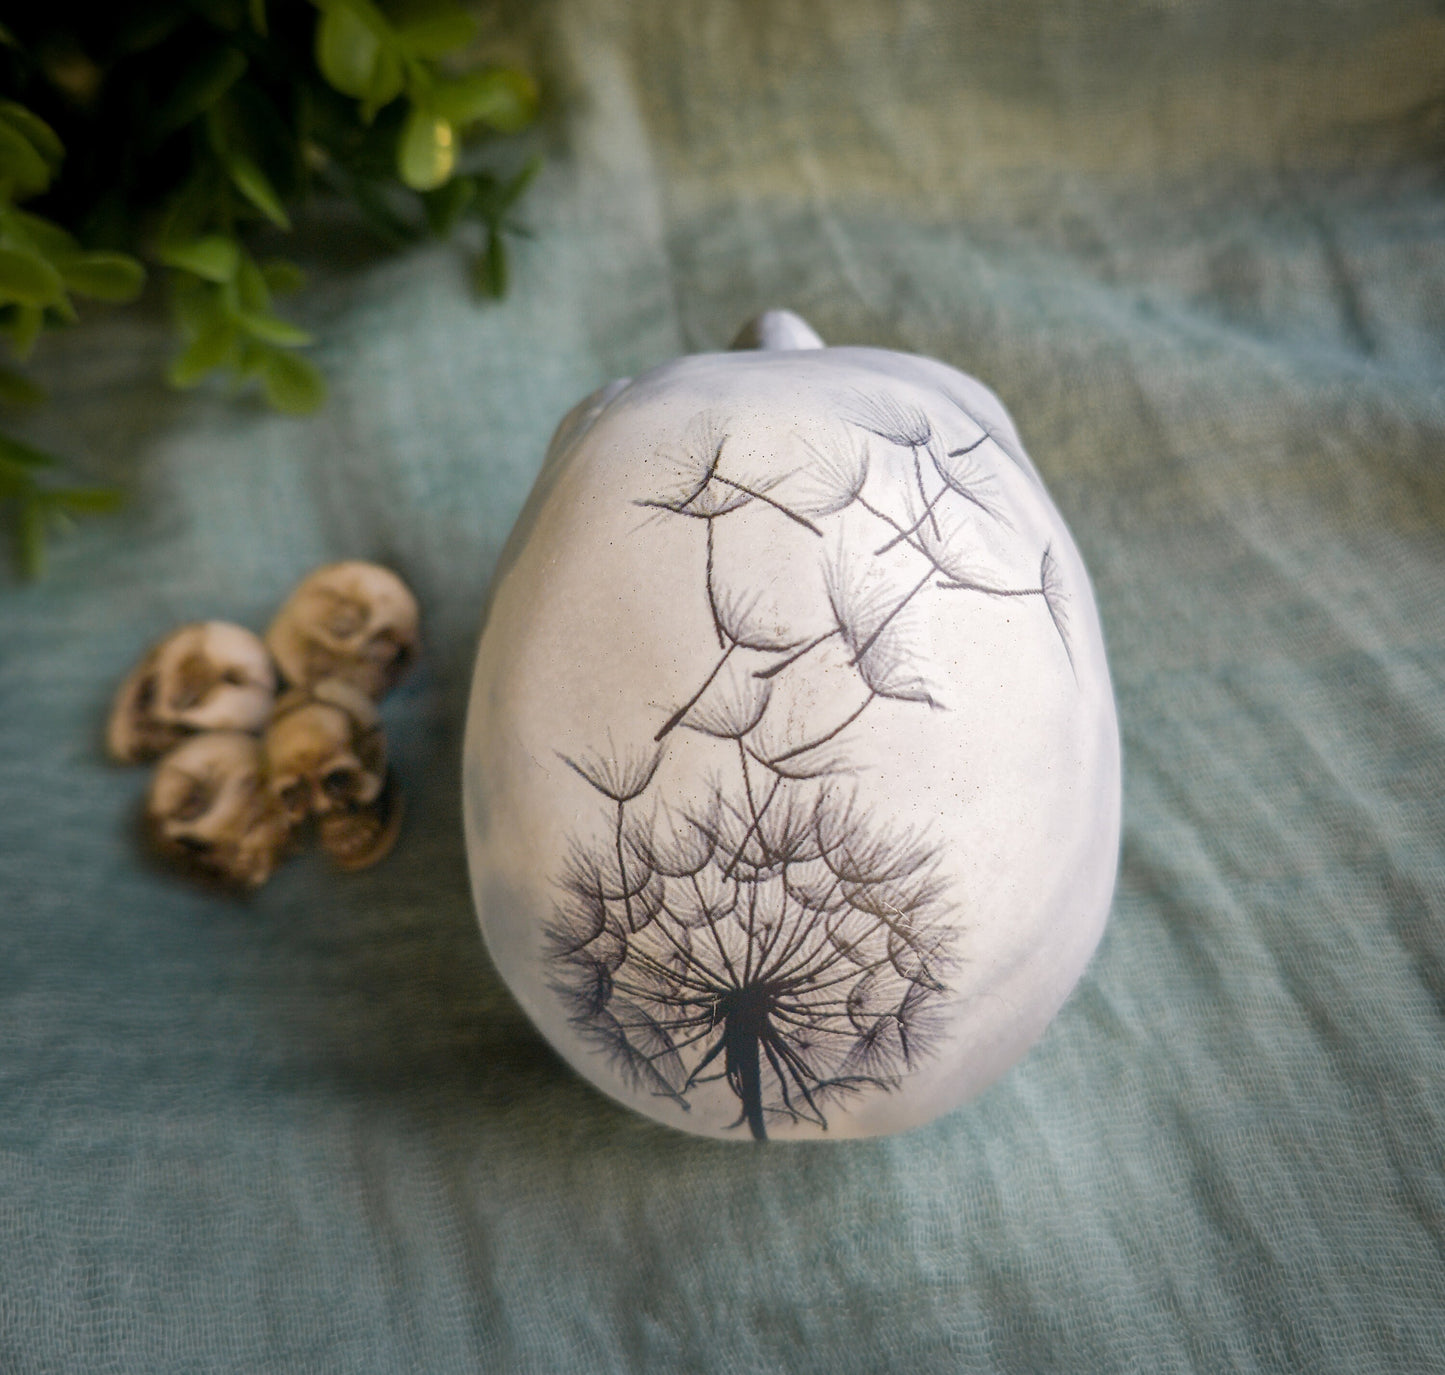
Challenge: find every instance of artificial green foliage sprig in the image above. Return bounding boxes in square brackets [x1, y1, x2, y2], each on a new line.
[0, 94, 143, 576]
[0, 1, 540, 577]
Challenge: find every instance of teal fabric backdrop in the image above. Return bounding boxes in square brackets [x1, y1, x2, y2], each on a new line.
[2, 1, 1443, 1369]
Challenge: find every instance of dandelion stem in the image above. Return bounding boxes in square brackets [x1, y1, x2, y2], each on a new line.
[705, 520, 724, 647]
[710, 475, 824, 536]
[656, 642, 737, 740]
[763, 690, 876, 765]
[849, 568, 935, 668]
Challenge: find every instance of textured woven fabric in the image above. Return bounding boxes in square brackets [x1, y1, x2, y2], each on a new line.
[2, 1, 1443, 1370]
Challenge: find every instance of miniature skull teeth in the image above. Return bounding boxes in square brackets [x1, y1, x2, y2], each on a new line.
[319, 774, 405, 871]
[146, 732, 291, 888]
[265, 561, 420, 700]
[107, 621, 277, 763]
[263, 678, 387, 825]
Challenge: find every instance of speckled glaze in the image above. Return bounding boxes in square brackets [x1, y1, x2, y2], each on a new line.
[465, 314, 1120, 1140]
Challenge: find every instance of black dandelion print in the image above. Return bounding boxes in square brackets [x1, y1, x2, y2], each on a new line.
[548, 391, 1074, 1138]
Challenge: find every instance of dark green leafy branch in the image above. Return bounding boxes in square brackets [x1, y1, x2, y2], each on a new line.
[0, 1, 540, 577]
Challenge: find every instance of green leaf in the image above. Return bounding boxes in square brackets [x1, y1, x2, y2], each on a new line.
[186, 0, 249, 31]
[360, 50, 406, 120]
[52, 485, 124, 516]
[471, 160, 541, 231]
[260, 259, 305, 295]
[397, 107, 455, 191]
[345, 177, 419, 246]
[4, 209, 77, 257]
[249, 0, 268, 36]
[235, 255, 270, 311]
[171, 276, 223, 336]
[154, 169, 222, 249]
[430, 68, 537, 133]
[0, 121, 53, 199]
[394, 7, 477, 58]
[316, 2, 382, 98]
[496, 155, 541, 214]
[235, 340, 269, 381]
[236, 311, 313, 347]
[0, 103, 63, 170]
[167, 322, 239, 387]
[0, 247, 64, 307]
[113, 7, 185, 55]
[224, 151, 292, 229]
[421, 175, 474, 236]
[261, 349, 325, 414]
[475, 229, 507, 298]
[0, 431, 55, 470]
[0, 368, 45, 408]
[15, 490, 45, 579]
[54, 252, 146, 303]
[8, 305, 43, 359]
[158, 235, 240, 283]
[154, 46, 249, 134]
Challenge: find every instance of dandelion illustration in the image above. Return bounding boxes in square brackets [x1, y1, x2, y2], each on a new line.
[551, 392, 1075, 1136]
[549, 779, 956, 1139]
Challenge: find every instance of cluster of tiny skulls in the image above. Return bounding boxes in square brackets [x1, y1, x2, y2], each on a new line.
[106, 561, 419, 888]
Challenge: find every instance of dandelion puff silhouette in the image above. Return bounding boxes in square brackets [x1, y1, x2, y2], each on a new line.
[547, 777, 956, 1138]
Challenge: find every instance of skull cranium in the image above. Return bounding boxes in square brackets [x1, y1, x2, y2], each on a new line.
[147, 732, 291, 887]
[108, 621, 277, 763]
[265, 562, 419, 699]
[264, 679, 387, 824]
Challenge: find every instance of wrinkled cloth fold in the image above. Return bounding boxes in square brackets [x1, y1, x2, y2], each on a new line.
[1, 1, 1442, 1370]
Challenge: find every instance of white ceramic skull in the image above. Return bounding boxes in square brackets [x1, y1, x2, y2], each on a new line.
[264, 679, 387, 824]
[107, 621, 276, 762]
[266, 561, 419, 699]
[464, 312, 1121, 1141]
[147, 732, 291, 887]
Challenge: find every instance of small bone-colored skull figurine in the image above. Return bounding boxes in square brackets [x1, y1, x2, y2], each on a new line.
[264, 679, 401, 870]
[464, 311, 1122, 1141]
[264, 678, 386, 822]
[318, 774, 405, 871]
[266, 562, 419, 699]
[108, 622, 276, 763]
[146, 732, 291, 887]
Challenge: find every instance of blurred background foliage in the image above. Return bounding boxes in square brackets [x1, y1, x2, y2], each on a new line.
[0, 0, 538, 577]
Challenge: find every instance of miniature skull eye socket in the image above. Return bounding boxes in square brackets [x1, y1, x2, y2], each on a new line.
[324, 599, 367, 640]
[173, 779, 214, 824]
[372, 629, 410, 670]
[146, 732, 291, 888]
[169, 652, 218, 711]
[322, 766, 359, 803]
